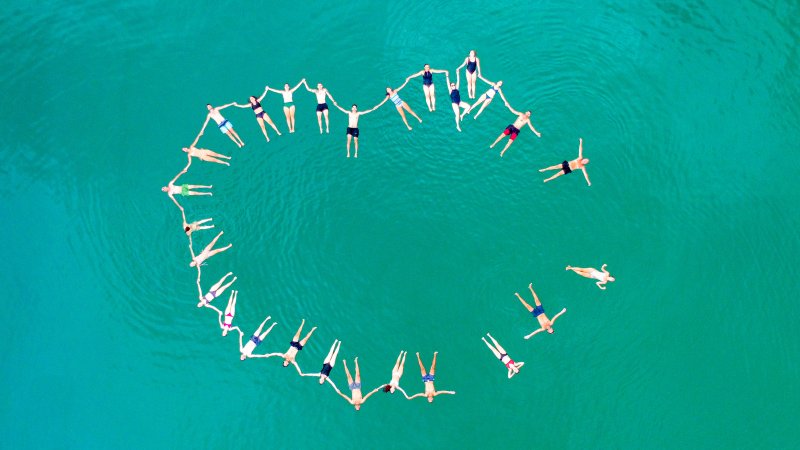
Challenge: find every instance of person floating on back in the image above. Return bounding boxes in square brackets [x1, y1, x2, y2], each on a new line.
[233, 88, 282, 142]
[481, 333, 524, 379]
[514, 283, 567, 339]
[407, 352, 456, 402]
[198, 271, 236, 307]
[182, 146, 231, 165]
[278, 319, 317, 368]
[203, 103, 245, 148]
[221, 290, 237, 336]
[190, 231, 232, 268]
[318, 339, 342, 385]
[240, 316, 277, 360]
[540, 138, 591, 186]
[489, 100, 541, 157]
[385, 83, 423, 131]
[383, 350, 408, 394]
[406, 64, 448, 112]
[566, 263, 615, 289]
[305, 82, 337, 134]
[332, 99, 388, 158]
[334, 357, 382, 411]
[446, 73, 472, 132]
[267, 80, 305, 133]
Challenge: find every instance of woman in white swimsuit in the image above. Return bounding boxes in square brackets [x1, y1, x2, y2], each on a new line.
[566, 264, 615, 289]
[267, 80, 305, 133]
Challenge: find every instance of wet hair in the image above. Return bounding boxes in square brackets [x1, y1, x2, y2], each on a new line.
[249, 96, 257, 102]
[184, 226, 191, 232]
[382, 385, 391, 393]
[352, 104, 357, 108]
[206, 103, 212, 107]
[385, 87, 392, 96]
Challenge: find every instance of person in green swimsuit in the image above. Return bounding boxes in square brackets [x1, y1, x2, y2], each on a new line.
[161, 183, 212, 197]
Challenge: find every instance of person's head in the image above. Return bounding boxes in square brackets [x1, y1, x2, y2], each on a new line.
[284, 83, 290, 90]
[525, 111, 532, 117]
[546, 325, 554, 334]
[385, 87, 393, 95]
[240, 354, 247, 361]
[319, 375, 327, 385]
[608, 276, 616, 282]
[424, 64, 430, 70]
[582, 158, 590, 165]
[317, 83, 323, 90]
[206, 104, 213, 111]
[450, 82, 456, 90]
[249, 96, 257, 105]
[161, 186, 169, 192]
[428, 395, 434, 403]
[355, 403, 361, 411]
[496, 80, 503, 87]
[469, 49, 476, 57]
[190, 260, 198, 268]
[511, 365, 520, 374]
[383, 384, 392, 393]
[184, 225, 191, 234]
[181, 147, 189, 153]
[282, 359, 290, 367]
[351, 104, 358, 112]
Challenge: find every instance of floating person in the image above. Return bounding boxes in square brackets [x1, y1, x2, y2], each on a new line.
[406, 64, 449, 112]
[161, 183, 213, 197]
[203, 103, 245, 148]
[408, 352, 456, 402]
[470, 78, 506, 120]
[305, 82, 337, 134]
[331, 99, 388, 158]
[514, 283, 568, 339]
[221, 290, 237, 336]
[318, 339, 342, 385]
[240, 316, 277, 360]
[190, 231, 232, 268]
[184, 218, 214, 236]
[489, 101, 541, 157]
[566, 263, 615, 289]
[383, 350, 408, 394]
[336, 358, 382, 411]
[540, 138, 591, 186]
[234, 88, 282, 142]
[445, 73, 472, 132]
[267, 80, 306, 133]
[182, 146, 231, 165]
[279, 319, 317, 367]
[198, 271, 236, 307]
[456, 50, 482, 99]
[481, 333, 524, 379]
[385, 84, 422, 130]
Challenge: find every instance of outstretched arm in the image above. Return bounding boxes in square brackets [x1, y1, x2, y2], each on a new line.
[478, 74, 495, 85]
[362, 386, 383, 401]
[406, 392, 426, 400]
[191, 116, 211, 148]
[524, 327, 545, 339]
[581, 168, 591, 186]
[361, 96, 389, 114]
[266, 86, 283, 94]
[335, 391, 354, 404]
[527, 118, 542, 137]
[407, 70, 425, 79]
[456, 58, 467, 71]
[578, 137, 584, 158]
[395, 78, 411, 92]
[476, 57, 483, 76]
[217, 102, 236, 110]
[550, 308, 567, 325]
[436, 390, 456, 396]
[304, 83, 315, 93]
[504, 100, 520, 116]
[292, 79, 306, 92]
[396, 386, 412, 399]
[332, 102, 348, 113]
[232, 102, 249, 108]
[169, 154, 192, 185]
[258, 86, 269, 102]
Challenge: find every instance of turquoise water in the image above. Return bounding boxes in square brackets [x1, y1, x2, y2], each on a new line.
[2, 0, 799, 448]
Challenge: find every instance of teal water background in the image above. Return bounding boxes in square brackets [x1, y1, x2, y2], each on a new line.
[2, 0, 799, 448]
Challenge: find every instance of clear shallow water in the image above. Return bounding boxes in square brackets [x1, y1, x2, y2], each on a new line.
[2, 0, 799, 448]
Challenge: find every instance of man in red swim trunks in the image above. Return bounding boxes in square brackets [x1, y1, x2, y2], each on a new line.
[489, 100, 541, 157]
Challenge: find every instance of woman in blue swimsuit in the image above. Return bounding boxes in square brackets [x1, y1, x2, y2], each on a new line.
[407, 64, 449, 112]
[456, 50, 482, 99]
[385, 82, 423, 130]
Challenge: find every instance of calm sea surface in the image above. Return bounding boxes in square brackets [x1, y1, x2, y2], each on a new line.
[2, 0, 799, 448]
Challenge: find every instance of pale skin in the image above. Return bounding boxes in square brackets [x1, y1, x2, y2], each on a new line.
[482, 333, 525, 379]
[190, 231, 232, 267]
[267, 79, 305, 133]
[406, 64, 448, 112]
[305, 82, 337, 133]
[445, 73, 472, 132]
[386, 350, 408, 393]
[331, 99, 387, 158]
[318, 339, 342, 384]
[408, 352, 456, 402]
[161, 183, 212, 196]
[201, 104, 245, 148]
[198, 271, 236, 307]
[490, 101, 541, 157]
[233, 88, 282, 142]
[386, 83, 423, 130]
[566, 263, 615, 289]
[184, 217, 214, 236]
[182, 146, 230, 165]
[279, 319, 317, 367]
[221, 289, 237, 336]
[540, 138, 591, 186]
[456, 50, 482, 99]
[515, 283, 568, 339]
[337, 358, 382, 411]
[240, 316, 277, 360]
[470, 77, 507, 120]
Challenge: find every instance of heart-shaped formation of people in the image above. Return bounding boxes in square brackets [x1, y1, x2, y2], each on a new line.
[162, 50, 612, 411]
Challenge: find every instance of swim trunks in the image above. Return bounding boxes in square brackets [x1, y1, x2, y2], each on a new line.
[251, 336, 262, 345]
[316, 103, 328, 112]
[218, 120, 233, 133]
[562, 160, 572, 174]
[320, 363, 333, 377]
[181, 184, 189, 196]
[422, 374, 435, 383]
[531, 305, 545, 317]
[290, 341, 303, 351]
[503, 124, 520, 140]
[349, 382, 361, 390]
[346, 127, 359, 137]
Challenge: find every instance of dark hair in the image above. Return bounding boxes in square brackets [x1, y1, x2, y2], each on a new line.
[250, 96, 257, 102]
[206, 103, 211, 107]
[352, 104, 357, 108]
[382, 384, 391, 393]
[184, 226, 191, 232]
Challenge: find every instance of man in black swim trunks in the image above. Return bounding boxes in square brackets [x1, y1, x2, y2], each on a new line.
[332, 99, 388, 158]
[305, 82, 336, 133]
[540, 138, 591, 186]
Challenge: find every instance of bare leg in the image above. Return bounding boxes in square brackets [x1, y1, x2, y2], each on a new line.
[324, 340, 339, 364]
[354, 357, 360, 383]
[401, 351, 407, 370]
[264, 114, 281, 135]
[487, 333, 506, 354]
[416, 352, 426, 376]
[205, 231, 223, 253]
[187, 184, 213, 189]
[206, 243, 232, 259]
[316, 111, 323, 133]
[515, 292, 534, 312]
[482, 337, 501, 358]
[283, 107, 292, 131]
[292, 319, 305, 342]
[258, 322, 277, 341]
[423, 86, 433, 111]
[289, 106, 296, 132]
[205, 151, 229, 159]
[539, 164, 563, 172]
[188, 191, 213, 196]
[430, 84, 437, 111]
[451, 103, 461, 131]
[225, 130, 241, 147]
[230, 128, 245, 147]
[474, 98, 492, 119]
[393, 351, 403, 372]
[499, 139, 514, 157]
[346, 134, 352, 158]
[397, 107, 412, 130]
[209, 272, 233, 292]
[254, 316, 270, 336]
[257, 118, 270, 142]
[343, 360, 353, 385]
[528, 283, 542, 306]
[489, 133, 506, 148]
[205, 156, 230, 165]
[332, 340, 342, 362]
[323, 109, 330, 133]
[403, 103, 422, 123]
[459, 102, 471, 119]
[353, 137, 358, 158]
[543, 171, 566, 183]
[299, 326, 317, 346]
[430, 351, 438, 376]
